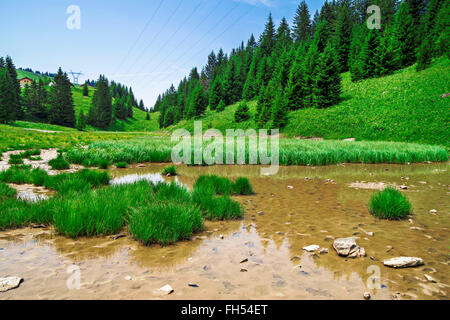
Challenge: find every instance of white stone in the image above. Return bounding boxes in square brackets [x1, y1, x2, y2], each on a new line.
[333, 237, 366, 258]
[429, 209, 437, 214]
[154, 284, 174, 295]
[303, 245, 320, 252]
[363, 292, 371, 300]
[0, 277, 23, 292]
[424, 274, 437, 283]
[383, 257, 424, 268]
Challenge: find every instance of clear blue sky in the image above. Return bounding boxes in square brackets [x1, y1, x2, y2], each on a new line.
[0, 0, 325, 108]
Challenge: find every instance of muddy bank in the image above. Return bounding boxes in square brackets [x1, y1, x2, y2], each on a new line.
[0, 163, 448, 300]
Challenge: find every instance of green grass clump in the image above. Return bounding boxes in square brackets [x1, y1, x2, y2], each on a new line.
[193, 176, 243, 220]
[162, 165, 177, 176]
[0, 182, 17, 200]
[0, 165, 33, 184]
[98, 159, 111, 169]
[44, 169, 110, 194]
[115, 161, 128, 168]
[28, 156, 42, 161]
[129, 202, 203, 246]
[20, 149, 41, 159]
[368, 187, 412, 220]
[232, 177, 254, 195]
[48, 153, 70, 170]
[8, 154, 24, 165]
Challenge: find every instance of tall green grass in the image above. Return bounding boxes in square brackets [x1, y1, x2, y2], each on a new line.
[66, 138, 448, 168]
[368, 187, 412, 220]
[129, 202, 203, 246]
[162, 165, 177, 176]
[48, 153, 70, 170]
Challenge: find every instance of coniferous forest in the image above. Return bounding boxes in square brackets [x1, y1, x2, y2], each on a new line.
[154, 0, 449, 129]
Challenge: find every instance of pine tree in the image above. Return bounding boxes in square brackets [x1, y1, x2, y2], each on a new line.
[271, 88, 288, 129]
[139, 99, 145, 111]
[349, 24, 365, 82]
[76, 111, 87, 131]
[209, 77, 223, 110]
[187, 84, 208, 119]
[313, 43, 342, 109]
[359, 29, 382, 79]
[376, 26, 398, 76]
[302, 43, 319, 108]
[334, 1, 353, 72]
[146, 112, 150, 121]
[434, 1, 449, 58]
[276, 17, 292, 50]
[260, 13, 276, 56]
[5, 56, 23, 120]
[89, 75, 112, 129]
[416, 36, 433, 71]
[83, 82, 89, 97]
[48, 68, 76, 128]
[222, 61, 242, 105]
[292, 1, 311, 43]
[286, 45, 307, 110]
[392, 1, 417, 68]
[0, 68, 17, 123]
[217, 100, 226, 113]
[257, 80, 277, 127]
[126, 95, 134, 119]
[23, 79, 47, 120]
[234, 101, 250, 123]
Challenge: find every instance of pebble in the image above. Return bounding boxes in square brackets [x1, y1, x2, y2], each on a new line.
[363, 292, 371, 300]
[429, 209, 437, 214]
[287, 186, 294, 189]
[124, 275, 132, 281]
[240, 269, 248, 272]
[424, 274, 437, 283]
[219, 234, 224, 240]
[319, 248, 328, 254]
[240, 258, 248, 264]
[303, 245, 320, 252]
[188, 283, 199, 288]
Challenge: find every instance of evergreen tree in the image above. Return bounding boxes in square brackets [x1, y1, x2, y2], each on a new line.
[83, 82, 89, 97]
[313, 43, 342, 109]
[187, 84, 208, 119]
[222, 61, 242, 105]
[271, 87, 288, 129]
[5, 56, 23, 120]
[209, 77, 224, 110]
[260, 13, 276, 56]
[234, 101, 250, 123]
[334, 1, 353, 72]
[257, 79, 277, 127]
[292, 1, 311, 43]
[76, 111, 87, 131]
[434, 1, 449, 58]
[359, 28, 382, 79]
[302, 43, 319, 108]
[89, 75, 112, 129]
[217, 100, 226, 113]
[349, 24, 365, 82]
[23, 79, 47, 120]
[376, 26, 398, 76]
[391, 1, 417, 68]
[416, 36, 433, 71]
[286, 45, 307, 110]
[0, 68, 17, 123]
[146, 112, 150, 121]
[48, 68, 76, 128]
[126, 95, 134, 119]
[139, 99, 145, 111]
[276, 17, 292, 49]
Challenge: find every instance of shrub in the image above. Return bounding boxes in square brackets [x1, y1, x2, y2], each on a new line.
[232, 177, 254, 195]
[115, 162, 128, 168]
[234, 101, 251, 123]
[48, 154, 70, 170]
[162, 165, 177, 176]
[128, 202, 203, 246]
[368, 187, 412, 220]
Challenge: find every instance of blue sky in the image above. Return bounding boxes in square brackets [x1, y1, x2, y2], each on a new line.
[0, 0, 325, 107]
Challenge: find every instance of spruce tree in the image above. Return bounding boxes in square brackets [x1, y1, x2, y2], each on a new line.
[209, 77, 224, 110]
[334, 1, 353, 72]
[217, 100, 226, 113]
[302, 44, 319, 108]
[83, 82, 89, 97]
[349, 24, 365, 82]
[359, 29, 382, 79]
[286, 45, 307, 110]
[271, 88, 288, 129]
[416, 36, 433, 71]
[187, 84, 208, 119]
[292, 1, 311, 43]
[392, 1, 417, 68]
[234, 101, 250, 123]
[260, 13, 276, 56]
[0, 68, 17, 123]
[48, 68, 76, 128]
[89, 75, 112, 129]
[77, 111, 87, 131]
[313, 43, 342, 109]
[146, 112, 150, 121]
[139, 99, 145, 111]
[434, 1, 449, 58]
[5, 56, 23, 120]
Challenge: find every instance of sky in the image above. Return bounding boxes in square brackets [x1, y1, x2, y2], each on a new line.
[0, 0, 326, 108]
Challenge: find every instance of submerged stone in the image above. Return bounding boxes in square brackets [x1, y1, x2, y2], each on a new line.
[333, 237, 366, 258]
[0, 277, 23, 292]
[383, 257, 424, 268]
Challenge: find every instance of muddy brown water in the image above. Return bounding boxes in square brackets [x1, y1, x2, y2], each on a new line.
[0, 163, 448, 300]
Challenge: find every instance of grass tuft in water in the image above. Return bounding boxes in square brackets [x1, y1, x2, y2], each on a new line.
[115, 162, 128, 168]
[8, 154, 24, 165]
[128, 202, 203, 246]
[368, 187, 412, 220]
[48, 153, 70, 170]
[0, 182, 17, 200]
[98, 159, 111, 169]
[162, 165, 177, 176]
[232, 177, 254, 195]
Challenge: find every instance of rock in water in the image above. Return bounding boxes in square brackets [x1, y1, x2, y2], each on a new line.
[303, 245, 320, 252]
[363, 292, 371, 300]
[333, 237, 366, 258]
[0, 277, 23, 292]
[383, 257, 424, 268]
[154, 284, 174, 295]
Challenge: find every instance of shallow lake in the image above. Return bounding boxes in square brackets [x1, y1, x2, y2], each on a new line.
[1, 162, 448, 299]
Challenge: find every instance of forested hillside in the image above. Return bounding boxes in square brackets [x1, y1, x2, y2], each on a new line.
[155, 0, 449, 133]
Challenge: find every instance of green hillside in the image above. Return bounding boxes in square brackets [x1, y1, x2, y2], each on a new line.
[170, 58, 450, 148]
[16, 69, 52, 82]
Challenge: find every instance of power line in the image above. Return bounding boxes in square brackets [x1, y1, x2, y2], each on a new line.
[123, 0, 184, 77]
[134, 1, 241, 90]
[136, 3, 253, 96]
[112, 0, 164, 76]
